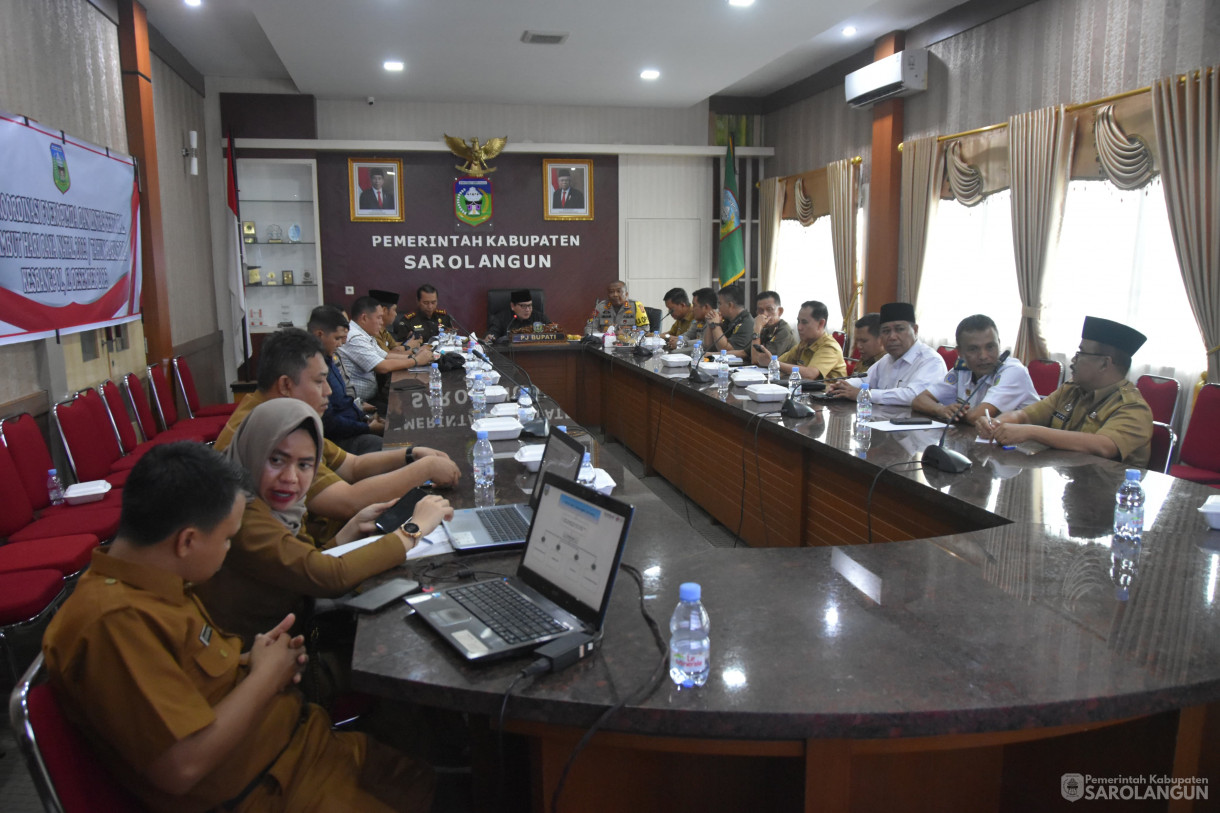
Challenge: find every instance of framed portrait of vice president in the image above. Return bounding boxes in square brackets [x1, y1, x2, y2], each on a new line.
[349, 158, 404, 222]
[543, 159, 593, 221]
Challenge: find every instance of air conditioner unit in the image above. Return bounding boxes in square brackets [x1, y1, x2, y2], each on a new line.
[844, 49, 928, 109]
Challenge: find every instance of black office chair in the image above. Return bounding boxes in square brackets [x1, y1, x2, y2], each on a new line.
[487, 288, 547, 324]
[644, 306, 662, 334]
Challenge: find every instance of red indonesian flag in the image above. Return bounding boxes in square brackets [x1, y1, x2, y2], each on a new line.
[226, 134, 249, 368]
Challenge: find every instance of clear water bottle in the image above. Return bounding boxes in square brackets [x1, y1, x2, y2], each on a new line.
[516, 387, 534, 423]
[856, 381, 872, 422]
[692, 338, 703, 361]
[465, 356, 478, 389]
[716, 349, 730, 397]
[1113, 469, 1145, 545]
[854, 423, 872, 458]
[471, 372, 487, 417]
[437, 325, 446, 346]
[473, 429, 495, 489]
[47, 468, 65, 506]
[768, 354, 781, 384]
[788, 367, 802, 399]
[603, 324, 617, 349]
[669, 582, 710, 688]
[428, 362, 442, 398]
[578, 452, 595, 485]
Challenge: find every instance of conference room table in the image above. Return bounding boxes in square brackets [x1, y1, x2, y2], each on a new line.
[353, 343, 1220, 812]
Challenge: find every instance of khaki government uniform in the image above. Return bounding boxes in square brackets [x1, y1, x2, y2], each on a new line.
[195, 499, 408, 645]
[779, 333, 847, 379]
[43, 549, 433, 813]
[854, 354, 884, 375]
[1020, 379, 1153, 467]
[374, 329, 401, 353]
[665, 313, 694, 339]
[584, 298, 650, 336]
[759, 319, 797, 358]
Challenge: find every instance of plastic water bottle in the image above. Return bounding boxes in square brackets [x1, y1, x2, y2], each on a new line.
[471, 372, 487, 417]
[856, 381, 872, 422]
[768, 354, 781, 384]
[578, 452, 595, 486]
[788, 367, 802, 399]
[555, 425, 567, 433]
[473, 429, 495, 488]
[669, 582, 710, 688]
[437, 325, 446, 347]
[604, 324, 617, 349]
[692, 338, 703, 362]
[516, 387, 534, 423]
[1113, 469, 1145, 544]
[428, 362, 442, 398]
[47, 468, 65, 506]
[716, 349, 730, 397]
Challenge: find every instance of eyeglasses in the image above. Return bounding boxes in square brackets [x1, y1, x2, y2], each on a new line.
[1072, 350, 1109, 360]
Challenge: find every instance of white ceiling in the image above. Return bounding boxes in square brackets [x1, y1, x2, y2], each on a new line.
[142, 0, 968, 107]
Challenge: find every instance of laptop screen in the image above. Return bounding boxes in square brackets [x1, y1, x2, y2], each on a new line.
[528, 429, 585, 509]
[520, 476, 631, 618]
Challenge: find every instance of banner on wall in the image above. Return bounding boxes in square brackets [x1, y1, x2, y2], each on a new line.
[0, 111, 142, 346]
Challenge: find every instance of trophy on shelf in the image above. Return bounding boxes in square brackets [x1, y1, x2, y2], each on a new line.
[242, 221, 256, 243]
[301, 269, 314, 285]
[246, 265, 262, 285]
[288, 223, 302, 243]
[265, 270, 278, 286]
[282, 270, 294, 285]
[266, 224, 284, 243]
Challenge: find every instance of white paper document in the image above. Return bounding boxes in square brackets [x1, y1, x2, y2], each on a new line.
[324, 525, 454, 560]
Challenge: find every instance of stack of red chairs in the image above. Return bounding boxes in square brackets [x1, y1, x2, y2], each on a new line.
[100, 380, 202, 459]
[145, 365, 229, 442]
[173, 355, 238, 419]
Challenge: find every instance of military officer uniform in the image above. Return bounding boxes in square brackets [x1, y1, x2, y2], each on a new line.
[583, 298, 651, 336]
[759, 319, 797, 358]
[393, 308, 454, 344]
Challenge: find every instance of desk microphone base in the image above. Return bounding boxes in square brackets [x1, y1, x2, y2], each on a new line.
[921, 444, 972, 473]
[780, 396, 814, 418]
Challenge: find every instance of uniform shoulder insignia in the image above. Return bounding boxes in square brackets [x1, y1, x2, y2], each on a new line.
[403, 311, 418, 319]
[945, 372, 957, 384]
[437, 309, 448, 315]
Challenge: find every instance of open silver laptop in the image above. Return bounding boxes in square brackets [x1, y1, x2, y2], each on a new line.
[444, 427, 586, 552]
[408, 471, 634, 661]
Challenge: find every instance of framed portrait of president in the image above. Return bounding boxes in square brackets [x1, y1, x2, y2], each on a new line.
[543, 159, 593, 221]
[349, 158, 404, 222]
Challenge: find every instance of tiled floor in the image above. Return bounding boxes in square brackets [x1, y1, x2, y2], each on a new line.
[0, 439, 732, 810]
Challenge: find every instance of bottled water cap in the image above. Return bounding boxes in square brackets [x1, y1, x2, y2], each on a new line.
[859, 381, 870, 390]
[679, 582, 701, 601]
[48, 468, 57, 476]
[431, 362, 438, 369]
[1125, 469, 1140, 480]
[476, 430, 488, 440]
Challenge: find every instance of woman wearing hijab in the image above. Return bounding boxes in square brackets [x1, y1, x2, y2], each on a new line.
[196, 398, 452, 644]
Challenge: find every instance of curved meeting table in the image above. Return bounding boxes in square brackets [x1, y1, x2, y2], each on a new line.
[353, 343, 1220, 813]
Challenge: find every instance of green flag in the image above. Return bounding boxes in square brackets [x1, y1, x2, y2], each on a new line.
[718, 137, 745, 287]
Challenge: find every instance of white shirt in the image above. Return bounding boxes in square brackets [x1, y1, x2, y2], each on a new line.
[336, 319, 386, 400]
[863, 340, 946, 406]
[924, 357, 1041, 414]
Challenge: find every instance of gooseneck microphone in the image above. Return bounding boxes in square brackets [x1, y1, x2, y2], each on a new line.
[920, 351, 1010, 474]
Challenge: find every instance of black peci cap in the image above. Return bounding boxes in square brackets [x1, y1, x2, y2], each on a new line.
[510, 289, 532, 304]
[1081, 316, 1146, 355]
[368, 289, 399, 307]
[879, 302, 916, 324]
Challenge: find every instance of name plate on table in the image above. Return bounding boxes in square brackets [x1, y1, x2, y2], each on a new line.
[510, 330, 565, 344]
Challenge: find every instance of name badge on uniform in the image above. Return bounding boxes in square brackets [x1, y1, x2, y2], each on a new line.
[199, 624, 213, 647]
[1052, 411, 1068, 423]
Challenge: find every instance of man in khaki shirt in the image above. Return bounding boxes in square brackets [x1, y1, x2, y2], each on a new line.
[977, 316, 1153, 467]
[851, 312, 885, 375]
[750, 300, 846, 380]
[42, 443, 433, 813]
[662, 287, 694, 340]
[753, 290, 797, 358]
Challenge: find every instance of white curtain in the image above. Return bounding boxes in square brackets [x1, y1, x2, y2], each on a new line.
[1008, 105, 1075, 364]
[827, 158, 860, 334]
[898, 136, 944, 305]
[758, 177, 785, 294]
[1151, 66, 1220, 382]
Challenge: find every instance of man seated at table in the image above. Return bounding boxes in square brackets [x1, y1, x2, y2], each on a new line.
[339, 295, 434, 412]
[394, 283, 454, 343]
[42, 442, 435, 813]
[662, 287, 694, 340]
[750, 300, 845, 380]
[976, 316, 1153, 466]
[583, 279, 650, 336]
[753, 290, 797, 358]
[701, 282, 756, 359]
[309, 305, 384, 454]
[826, 302, 944, 405]
[667, 287, 716, 351]
[217, 328, 459, 527]
[911, 314, 1040, 424]
[486, 289, 550, 343]
[368, 289, 412, 354]
[851, 312, 885, 375]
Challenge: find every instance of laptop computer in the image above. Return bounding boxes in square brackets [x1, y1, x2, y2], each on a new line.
[444, 426, 586, 552]
[408, 471, 634, 661]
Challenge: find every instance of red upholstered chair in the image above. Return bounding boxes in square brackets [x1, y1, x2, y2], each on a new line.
[1148, 421, 1177, 475]
[122, 373, 206, 445]
[1027, 359, 1063, 397]
[10, 654, 150, 812]
[147, 364, 228, 441]
[844, 359, 857, 376]
[0, 571, 64, 680]
[2, 414, 123, 515]
[832, 331, 846, 349]
[0, 443, 119, 544]
[173, 356, 237, 419]
[1136, 374, 1180, 425]
[936, 346, 958, 370]
[99, 379, 203, 461]
[0, 534, 97, 578]
[51, 396, 129, 489]
[1170, 383, 1220, 486]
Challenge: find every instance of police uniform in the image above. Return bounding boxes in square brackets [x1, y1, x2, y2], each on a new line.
[43, 548, 434, 813]
[394, 308, 453, 343]
[779, 333, 846, 379]
[583, 298, 651, 336]
[925, 357, 1040, 414]
[759, 319, 797, 358]
[1020, 379, 1152, 467]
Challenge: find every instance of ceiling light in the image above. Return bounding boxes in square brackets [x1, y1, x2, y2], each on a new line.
[728, 0, 755, 6]
[640, 69, 660, 81]
[383, 60, 404, 72]
[184, 0, 201, 6]
[842, 25, 857, 37]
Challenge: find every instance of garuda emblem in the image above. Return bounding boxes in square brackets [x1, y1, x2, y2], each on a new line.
[443, 134, 507, 177]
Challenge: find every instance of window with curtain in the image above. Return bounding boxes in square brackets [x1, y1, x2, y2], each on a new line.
[916, 190, 1021, 350]
[1042, 178, 1201, 415]
[771, 217, 844, 330]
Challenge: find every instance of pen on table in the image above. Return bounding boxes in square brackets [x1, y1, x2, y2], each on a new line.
[984, 408, 994, 445]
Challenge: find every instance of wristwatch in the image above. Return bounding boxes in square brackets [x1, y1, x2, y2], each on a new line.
[400, 520, 422, 542]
